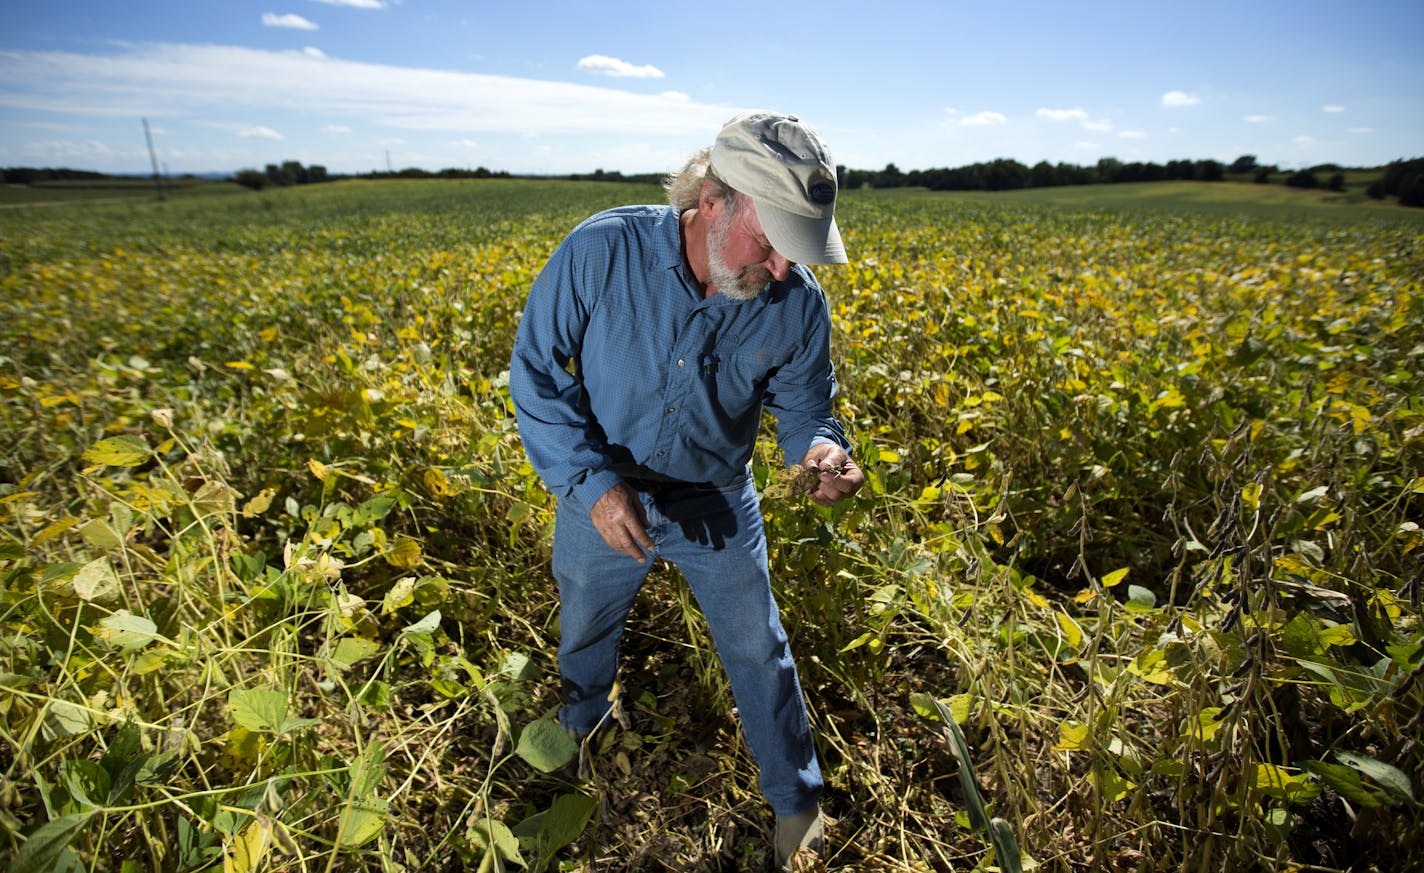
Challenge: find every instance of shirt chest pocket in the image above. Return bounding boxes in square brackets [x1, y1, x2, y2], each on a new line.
[698, 345, 786, 412]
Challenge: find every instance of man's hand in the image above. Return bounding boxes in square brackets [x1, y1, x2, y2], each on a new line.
[798, 444, 865, 507]
[590, 482, 656, 562]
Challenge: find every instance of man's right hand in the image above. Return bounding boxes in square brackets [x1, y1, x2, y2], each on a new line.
[590, 483, 655, 563]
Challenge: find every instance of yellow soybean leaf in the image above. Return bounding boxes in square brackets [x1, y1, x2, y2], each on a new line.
[223, 815, 272, 873]
[382, 577, 416, 614]
[1101, 567, 1129, 588]
[1054, 721, 1090, 751]
[383, 536, 423, 569]
[1191, 707, 1225, 742]
[242, 487, 276, 517]
[308, 459, 329, 481]
[1127, 648, 1174, 685]
[1318, 624, 1356, 647]
[1093, 768, 1136, 803]
[1056, 611, 1084, 648]
[33, 516, 83, 546]
[83, 435, 150, 467]
[423, 467, 453, 496]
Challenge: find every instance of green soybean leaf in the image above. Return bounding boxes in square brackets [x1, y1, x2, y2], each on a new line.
[1334, 750, 1415, 806]
[330, 637, 380, 670]
[515, 716, 577, 774]
[1124, 584, 1157, 612]
[100, 722, 148, 805]
[541, 793, 595, 854]
[229, 687, 289, 733]
[1304, 760, 1384, 809]
[95, 611, 159, 652]
[336, 797, 388, 848]
[229, 686, 320, 736]
[58, 759, 111, 811]
[72, 557, 120, 602]
[11, 812, 95, 873]
[337, 742, 388, 848]
[402, 609, 441, 636]
[473, 818, 525, 868]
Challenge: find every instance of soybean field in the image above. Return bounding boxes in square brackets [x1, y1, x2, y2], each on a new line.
[1, 179, 1421, 872]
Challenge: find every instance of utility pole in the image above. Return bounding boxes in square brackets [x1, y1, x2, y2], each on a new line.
[143, 118, 165, 200]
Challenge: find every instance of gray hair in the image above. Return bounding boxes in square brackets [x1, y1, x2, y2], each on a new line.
[665, 147, 742, 215]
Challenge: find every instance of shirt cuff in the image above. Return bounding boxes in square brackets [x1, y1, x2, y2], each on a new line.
[571, 468, 625, 510]
[787, 436, 851, 467]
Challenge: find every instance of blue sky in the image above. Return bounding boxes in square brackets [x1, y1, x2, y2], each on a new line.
[2, 0, 1420, 176]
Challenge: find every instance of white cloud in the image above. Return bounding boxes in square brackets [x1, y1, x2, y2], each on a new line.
[1036, 107, 1088, 122]
[303, 47, 327, 59]
[959, 111, 1007, 127]
[312, 0, 386, 7]
[0, 137, 124, 163]
[1243, 114, 1274, 123]
[0, 43, 730, 138]
[1294, 135, 1316, 147]
[1347, 127, 1374, 134]
[1071, 141, 1101, 151]
[576, 54, 664, 79]
[238, 126, 283, 139]
[1118, 130, 1148, 139]
[659, 91, 690, 101]
[324, 124, 353, 134]
[262, 13, 319, 30]
[1081, 119, 1113, 132]
[1322, 104, 1346, 113]
[1161, 90, 1200, 108]
[379, 137, 407, 146]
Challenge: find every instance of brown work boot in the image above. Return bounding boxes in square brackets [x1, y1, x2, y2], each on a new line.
[773, 806, 825, 871]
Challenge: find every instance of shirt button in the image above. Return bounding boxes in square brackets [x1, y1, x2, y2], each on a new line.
[677, 359, 685, 367]
[665, 406, 675, 414]
[656, 451, 665, 457]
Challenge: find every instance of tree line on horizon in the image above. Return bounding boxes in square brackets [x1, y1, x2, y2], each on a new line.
[5, 155, 1421, 207]
[838, 154, 1424, 206]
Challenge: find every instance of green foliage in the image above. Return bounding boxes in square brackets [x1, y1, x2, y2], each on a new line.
[233, 169, 267, 191]
[1, 179, 1421, 871]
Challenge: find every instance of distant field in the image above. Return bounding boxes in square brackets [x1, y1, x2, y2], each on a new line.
[0, 178, 243, 206]
[6, 175, 1422, 222]
[880, 179, 1424, 223]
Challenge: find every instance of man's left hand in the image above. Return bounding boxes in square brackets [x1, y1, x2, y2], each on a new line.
[798, 444, 865, 507]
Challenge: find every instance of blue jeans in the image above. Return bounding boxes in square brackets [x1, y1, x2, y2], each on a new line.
[552, 474, 822, 817]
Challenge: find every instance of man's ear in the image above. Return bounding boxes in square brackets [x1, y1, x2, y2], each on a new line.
[698, 179, 724, 216]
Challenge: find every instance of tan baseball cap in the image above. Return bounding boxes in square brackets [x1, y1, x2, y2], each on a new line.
[709, 111, 848, 265]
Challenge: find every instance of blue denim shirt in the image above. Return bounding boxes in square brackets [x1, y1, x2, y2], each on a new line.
[509, 204, 850, 509]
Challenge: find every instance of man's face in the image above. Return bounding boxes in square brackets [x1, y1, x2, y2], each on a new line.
[706, 196, 793, 300]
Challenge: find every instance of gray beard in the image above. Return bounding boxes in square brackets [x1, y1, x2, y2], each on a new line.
[706, 210, 772, 300]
